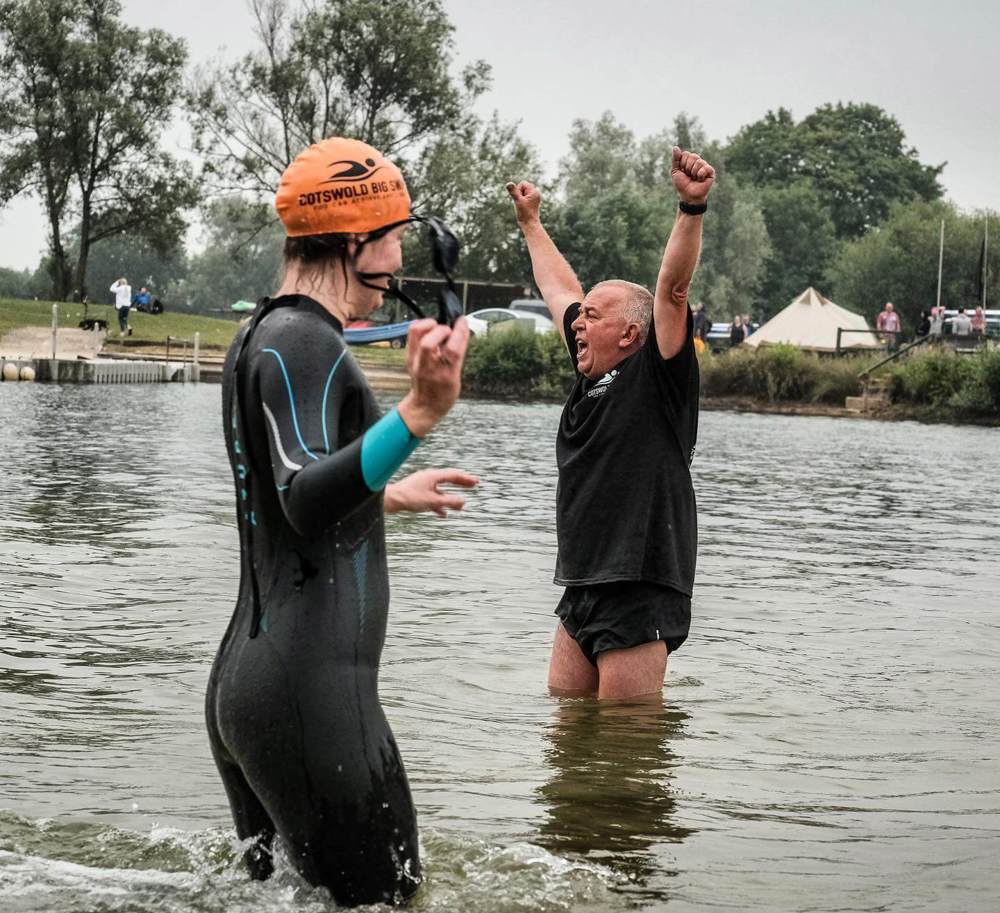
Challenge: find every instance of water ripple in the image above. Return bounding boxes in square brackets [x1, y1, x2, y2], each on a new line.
[0, 386, 997, 911]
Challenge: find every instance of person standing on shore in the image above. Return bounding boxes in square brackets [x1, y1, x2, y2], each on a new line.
[110, 277, 131, 336]
[207, 137, 475, 906]
[929, 306, 946, 340]
[876, 302, 901, 347]
[952, 307, 973, 336]
[506, 146, 713, 700]
[729, 314, 744, 347]
[970, 306, 987, 337]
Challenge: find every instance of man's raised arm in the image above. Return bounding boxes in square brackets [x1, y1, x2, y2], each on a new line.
[506, 181, 584, 339]
[653, 148, 716, 360]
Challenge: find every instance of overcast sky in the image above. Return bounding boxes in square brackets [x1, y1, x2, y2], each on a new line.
[1, 0, 998, 271]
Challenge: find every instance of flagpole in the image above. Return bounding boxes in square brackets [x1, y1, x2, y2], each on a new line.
[984, 214, 989, 310]
[936, 219, 944, 312]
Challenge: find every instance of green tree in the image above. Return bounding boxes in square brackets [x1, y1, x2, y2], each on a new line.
[756, 181, 838, 317]
[0, 0, 199, 300]
[407, 113, 543, 281]
[85, 231, 187, 305]
[170, 198, 285, 314]
[189, 0, 489, 200]
[549, 113, 673, 289]
[549, 113, 771, 318]
[726, 102, 943, 238]
[691, 158, 771, 321]
[0, 265, 46, 299]
[829, 199, 997, 329]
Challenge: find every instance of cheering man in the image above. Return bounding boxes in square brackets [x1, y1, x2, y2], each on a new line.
[507, 147, 714, 699]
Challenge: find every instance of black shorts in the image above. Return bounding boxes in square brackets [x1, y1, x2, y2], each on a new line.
[555, 580, 691, 666]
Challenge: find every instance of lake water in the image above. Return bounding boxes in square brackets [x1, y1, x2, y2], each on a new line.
[1, 382, 997, 913]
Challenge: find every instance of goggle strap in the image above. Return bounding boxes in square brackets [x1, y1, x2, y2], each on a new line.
[355, 270, 428, 321]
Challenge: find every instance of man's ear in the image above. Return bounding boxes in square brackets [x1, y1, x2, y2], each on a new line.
[620, 323, 640, 348]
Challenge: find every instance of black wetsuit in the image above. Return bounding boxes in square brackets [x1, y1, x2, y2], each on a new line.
[207, 295, 421, 906]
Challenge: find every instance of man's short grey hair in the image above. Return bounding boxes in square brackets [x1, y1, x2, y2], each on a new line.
[591, 279, 654, 342]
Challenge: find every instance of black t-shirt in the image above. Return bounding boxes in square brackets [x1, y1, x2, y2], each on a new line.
[555, 303, 699, 595]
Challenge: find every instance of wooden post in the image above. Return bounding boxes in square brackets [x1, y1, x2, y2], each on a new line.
[51, 303, 58, 359]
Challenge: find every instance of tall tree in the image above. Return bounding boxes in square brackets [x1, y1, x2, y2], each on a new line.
[756, 180, 838, 317]
[0, 0, 199, 300]
[189, 0, 489, 201]
[549, 113, 771, 318]
[829, 199, 997, 328]
[408, 113, 543, 281]
[0, 265, 47, 299]
[85, 231, 188, 305]
[690, 155, 771, 320]
[726, 102, 943, 238]
[170, 198, 285, 314]
[549, 113, 673, 290]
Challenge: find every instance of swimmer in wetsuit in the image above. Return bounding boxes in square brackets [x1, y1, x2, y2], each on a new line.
[206, 137, 473, 906]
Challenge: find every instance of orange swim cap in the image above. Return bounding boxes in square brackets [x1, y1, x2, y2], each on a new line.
[275, 137, 411, 237]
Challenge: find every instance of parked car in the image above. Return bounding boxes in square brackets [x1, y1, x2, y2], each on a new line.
[705, 321, 758, 352]
[467, 307, 554, 337]
[507, 298, 549, 319]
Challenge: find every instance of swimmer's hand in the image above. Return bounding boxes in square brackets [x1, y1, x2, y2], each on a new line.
[398, 317, 470, 438]
[506, 180, 541, 226]
[384, 469, 479, 517]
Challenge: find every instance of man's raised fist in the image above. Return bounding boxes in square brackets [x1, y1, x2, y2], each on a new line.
[506, 181, 542, 225]
[670, 147, 716, 206]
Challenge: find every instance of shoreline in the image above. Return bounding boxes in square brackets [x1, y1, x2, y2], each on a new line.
[699, 395, 1000, 427]
[454, 389, 1000, 428]
[3, 333, 996, 428]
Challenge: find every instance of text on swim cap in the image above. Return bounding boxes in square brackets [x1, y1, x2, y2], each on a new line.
[298, 179, 405, 207]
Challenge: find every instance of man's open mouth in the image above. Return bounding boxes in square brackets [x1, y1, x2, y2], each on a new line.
[576, 338, 588, 355]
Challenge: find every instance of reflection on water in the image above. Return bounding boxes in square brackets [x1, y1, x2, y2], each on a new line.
[537, 698, 692, 898]
[1, 384, 998, 912]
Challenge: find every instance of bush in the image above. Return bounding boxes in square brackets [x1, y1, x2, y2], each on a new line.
[973, 347, 1000, 412]
[462, 328, 575, 400]
[888, 351, 974, 406]
[889, 348, 1000, 417]
[699, 345, 869, 403]
[697, 347, 756, 397]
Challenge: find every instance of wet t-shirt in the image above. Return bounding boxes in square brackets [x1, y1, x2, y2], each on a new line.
[555, 303, 699, 595]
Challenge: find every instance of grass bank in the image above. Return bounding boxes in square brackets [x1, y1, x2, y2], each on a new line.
[460, 332, 1000, 423]
[0, 297, 410, 369]
[1, 297, 242, 349]
[460, 335, 876, 406]
[699, 344, 875, 404]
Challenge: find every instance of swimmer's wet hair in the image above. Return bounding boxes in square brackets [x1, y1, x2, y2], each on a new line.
[283, 232, 350, 265]
[591, 279, 654, 342]
[282, 232, 352, 286]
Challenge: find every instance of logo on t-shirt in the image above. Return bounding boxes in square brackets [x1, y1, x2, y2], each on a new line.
[586, 369, 619, 399]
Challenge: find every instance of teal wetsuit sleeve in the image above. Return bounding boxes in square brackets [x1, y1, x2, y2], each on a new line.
[361, 408, 420, 491]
